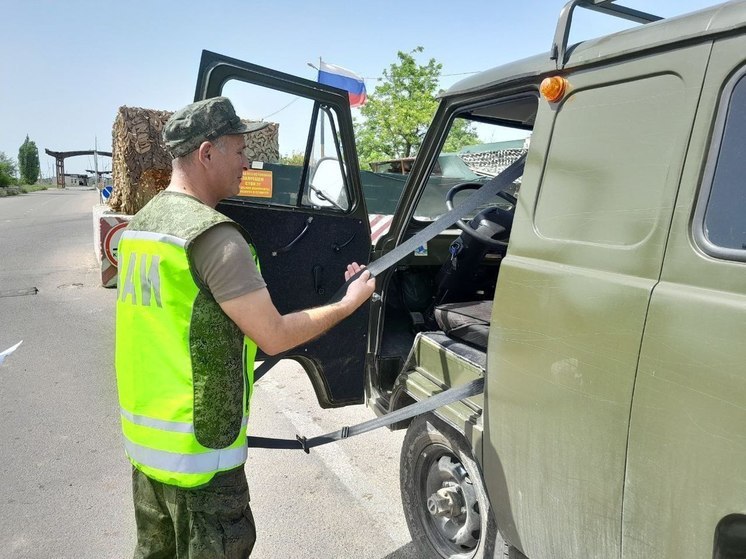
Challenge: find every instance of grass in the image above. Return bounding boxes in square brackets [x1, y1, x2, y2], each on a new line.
[0, 183, 50, 197]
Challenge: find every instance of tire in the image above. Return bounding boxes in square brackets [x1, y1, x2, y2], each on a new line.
[400, 413, 510, 559]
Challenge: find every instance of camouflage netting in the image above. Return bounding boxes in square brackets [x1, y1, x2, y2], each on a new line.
[245, 123, 280, 164]
[109, 106, 279, 215]
[109, 106, 173, 215]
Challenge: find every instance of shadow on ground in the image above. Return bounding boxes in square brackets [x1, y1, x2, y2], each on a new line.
[381, 542, 421, 559]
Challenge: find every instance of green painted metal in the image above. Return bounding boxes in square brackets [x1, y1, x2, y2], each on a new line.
[378, 3, 746, 557]
[623, 33, 746, 559]
[401, 368, 483, 462]
[444, 2, 746, 99]
[398, 2, 746, 559]
[396, 334, 485, 446]
[484, 43, 711, 558]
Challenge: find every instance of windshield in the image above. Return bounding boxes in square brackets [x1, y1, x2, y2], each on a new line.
[413, 102, 535, 221]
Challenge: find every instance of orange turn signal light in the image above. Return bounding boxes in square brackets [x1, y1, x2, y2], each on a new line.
[540, 76, 568, 103]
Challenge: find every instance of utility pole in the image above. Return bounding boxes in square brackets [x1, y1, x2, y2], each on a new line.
[94, 137, 99, 187]
[94, 137, 101, 202]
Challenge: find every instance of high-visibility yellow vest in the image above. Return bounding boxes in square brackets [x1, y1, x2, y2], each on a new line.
[115, 192, 259, 488]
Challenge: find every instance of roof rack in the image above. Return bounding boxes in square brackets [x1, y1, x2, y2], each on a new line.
[551, 0, 663, 67]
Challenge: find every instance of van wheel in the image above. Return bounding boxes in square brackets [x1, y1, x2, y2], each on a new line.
[400, 413, 508, 558]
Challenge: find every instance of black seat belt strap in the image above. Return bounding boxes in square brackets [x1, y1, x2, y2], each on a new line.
[328, 153, 526, 303]
[367, 153, 525, 277]
[253, 357, 279, 382]
[247, 154, 524, 451]
[247, 377, 483, 452]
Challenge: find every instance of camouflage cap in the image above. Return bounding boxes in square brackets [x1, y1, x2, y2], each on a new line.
[163, 96, 269, 158]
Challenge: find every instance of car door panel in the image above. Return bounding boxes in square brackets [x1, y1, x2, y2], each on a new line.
[218, 201, 371, 405]
[194, 50, 370, 407]
[625, 36, 746, 559]
[484, 45, 710, 558]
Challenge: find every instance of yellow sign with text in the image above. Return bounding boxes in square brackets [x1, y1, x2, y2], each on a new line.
[239, 170, 273, 198]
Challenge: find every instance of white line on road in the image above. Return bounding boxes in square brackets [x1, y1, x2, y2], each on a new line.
[257, 373, 412, 548]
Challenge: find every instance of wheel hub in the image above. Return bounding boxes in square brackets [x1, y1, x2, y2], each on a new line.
[420, 451, 481, 553]
[427, 483, 464, 518]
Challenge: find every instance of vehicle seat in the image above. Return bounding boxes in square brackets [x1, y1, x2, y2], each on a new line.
[433, 300, 492, 350]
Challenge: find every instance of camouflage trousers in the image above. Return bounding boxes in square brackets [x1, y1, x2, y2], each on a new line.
[131, 466, 256, 559]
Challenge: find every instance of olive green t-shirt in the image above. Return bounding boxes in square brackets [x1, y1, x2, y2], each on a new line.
[191, 223, 266, 303]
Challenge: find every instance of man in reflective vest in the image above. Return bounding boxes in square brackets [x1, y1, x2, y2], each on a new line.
[115, 96, 375, 558]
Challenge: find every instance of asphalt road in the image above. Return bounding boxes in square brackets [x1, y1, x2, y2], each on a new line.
[0, 189, 418, 559]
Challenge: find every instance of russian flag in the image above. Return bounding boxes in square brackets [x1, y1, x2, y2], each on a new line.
[318, 61, 367, 108]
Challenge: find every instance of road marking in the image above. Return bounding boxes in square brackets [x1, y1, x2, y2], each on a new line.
[257, 374, 411, 546]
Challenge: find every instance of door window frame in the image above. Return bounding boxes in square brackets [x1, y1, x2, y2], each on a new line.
[693, 64, 746, 262]
[194, 50, 365, 216]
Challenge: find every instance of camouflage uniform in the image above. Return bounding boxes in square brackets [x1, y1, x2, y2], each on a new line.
[121, 189, 258, 558]
[117, 97, 268, 558]
[132, 466, 256, 559]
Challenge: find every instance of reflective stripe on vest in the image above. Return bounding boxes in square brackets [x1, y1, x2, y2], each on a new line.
[123, 438, 248, 474]
[120, 230, 188, 248]
[121, 408, 249, 434]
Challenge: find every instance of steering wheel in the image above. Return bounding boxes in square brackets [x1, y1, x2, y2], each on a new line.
[445, 182, 517, 248]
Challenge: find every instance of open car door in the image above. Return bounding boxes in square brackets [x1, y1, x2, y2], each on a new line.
[194, 50, 371, 407]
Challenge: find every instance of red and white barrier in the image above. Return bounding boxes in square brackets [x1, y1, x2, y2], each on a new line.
[93, 205, 132, 288]
[369, 214, 393, 245]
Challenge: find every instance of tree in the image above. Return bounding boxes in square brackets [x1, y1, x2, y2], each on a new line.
[18, 135, 40, 185]
[280, 150, 305, 166]
[354, 47, 479, 168]
[0, 152, 17, 187]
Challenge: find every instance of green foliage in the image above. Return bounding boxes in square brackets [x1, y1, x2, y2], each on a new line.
[0, 183, 48, 197]
[21, 183, 48, 193]
[0, 151, 17, 187]
[443, 120, 481, 154]
[280, 151, 305, 166]
[18, 135, 40, 185]
[354, 47, 479, 169]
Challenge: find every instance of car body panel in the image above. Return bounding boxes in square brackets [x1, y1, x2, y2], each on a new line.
[483, 43, 711, 558]
[624, 33, 746, 559]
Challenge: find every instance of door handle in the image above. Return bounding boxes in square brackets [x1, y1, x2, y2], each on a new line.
[272, 216, 313, 256]
[332, 232, 356, 253]
[313, 265, 325, 295]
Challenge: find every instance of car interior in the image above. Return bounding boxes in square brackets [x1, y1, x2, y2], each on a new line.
[374, 94, 539, 395]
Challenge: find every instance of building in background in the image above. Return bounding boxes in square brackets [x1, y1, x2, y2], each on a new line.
[63, 173, 89, 187]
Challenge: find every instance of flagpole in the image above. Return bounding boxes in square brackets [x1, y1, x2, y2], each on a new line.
[307, 58, 325, 159]
[319, 56, 325, 158]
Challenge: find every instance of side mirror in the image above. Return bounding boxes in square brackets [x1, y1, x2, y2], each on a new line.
[309, 157, 349, 211]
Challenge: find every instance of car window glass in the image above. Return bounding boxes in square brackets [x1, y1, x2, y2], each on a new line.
[412, 111, 532, 221]
[702, 74, 746, 252]
[221, 80, 350, 211]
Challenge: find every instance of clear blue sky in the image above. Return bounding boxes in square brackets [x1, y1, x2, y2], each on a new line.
[0, 0, 723, 176]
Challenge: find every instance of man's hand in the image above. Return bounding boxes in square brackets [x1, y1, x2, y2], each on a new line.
[342, 262, 376, 310]
[220, 261, 376, 356]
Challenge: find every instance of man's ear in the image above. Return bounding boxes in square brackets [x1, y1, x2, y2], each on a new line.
[196, 141, 213, 166]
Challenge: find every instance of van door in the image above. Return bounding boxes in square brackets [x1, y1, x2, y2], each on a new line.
[483, 43, 711, 558]
[194, 50, 371, 407]
[624, 35, 746, 559]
